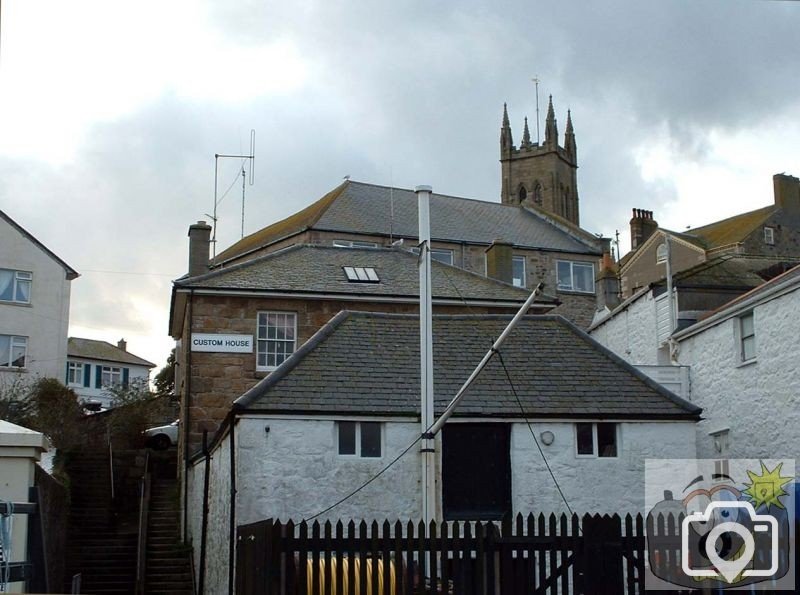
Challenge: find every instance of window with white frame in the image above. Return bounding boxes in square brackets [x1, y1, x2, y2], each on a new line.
[739, 312, 756, 362]
[556, 261, 595, 293]
[0, 269, 32, 304]
[764, 227, 775, 245]
[333, 239, 378, 248]
[257, 312, 297, 370]
[512, 256, 526, 287]
[343, 266, 380, 282]
[337, 421, 382, 458]
[67, 361, 83, 385]
[101, 366, 122, 387]
[575, 422, 618, 457]
[0, 335, 27, 368]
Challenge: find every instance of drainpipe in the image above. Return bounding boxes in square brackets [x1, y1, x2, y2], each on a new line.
[198, 430, 210, 594]
[183, 289, 194, 543]
[228, 415, 237, 595]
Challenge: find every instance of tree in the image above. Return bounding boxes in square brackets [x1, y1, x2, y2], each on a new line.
[0, 377, 84, 450]
[154, 348, 175, 398]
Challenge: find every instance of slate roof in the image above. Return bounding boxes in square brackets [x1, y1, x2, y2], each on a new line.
[214, 181, 601, 264]
[68, 338, 156, 368]
[687, 205, 775, 249]
[236, 312, 700, 420]
[177, 244, 558, 305]
[672, 254, 800, 288]
[1, 209, 79, 280]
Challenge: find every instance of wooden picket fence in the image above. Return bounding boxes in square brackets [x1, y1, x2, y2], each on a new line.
[236, 513, 653, 595]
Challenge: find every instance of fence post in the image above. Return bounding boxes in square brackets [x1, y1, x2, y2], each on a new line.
[582, 514, 624, 595]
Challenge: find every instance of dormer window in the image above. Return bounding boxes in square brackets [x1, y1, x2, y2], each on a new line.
[764, 227, 775, 245]
[343, 267, 379, 283]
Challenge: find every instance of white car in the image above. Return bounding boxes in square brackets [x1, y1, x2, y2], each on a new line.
[144, 420, 179, 450]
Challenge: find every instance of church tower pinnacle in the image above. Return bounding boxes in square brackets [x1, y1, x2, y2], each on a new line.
[544, 95, 558, 148]
[500, 96, 580, 226]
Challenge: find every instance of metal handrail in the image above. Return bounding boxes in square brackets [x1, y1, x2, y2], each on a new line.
[108, 429, 115, 502]
[134, 452, 151, 595]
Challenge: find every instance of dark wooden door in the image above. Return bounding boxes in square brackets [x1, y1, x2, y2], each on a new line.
[442, 423, 511, 520]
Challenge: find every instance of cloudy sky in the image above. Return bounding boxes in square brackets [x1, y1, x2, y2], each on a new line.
[1, 0, 799, 370]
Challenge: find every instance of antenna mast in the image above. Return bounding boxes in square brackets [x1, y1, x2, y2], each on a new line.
[210, 129, 256, 257]
[532, 76, 541, 144]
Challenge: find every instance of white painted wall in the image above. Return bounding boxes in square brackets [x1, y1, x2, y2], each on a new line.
[0, 216, 72, 382]
[234, 416, 696, 522]
[186, 415, 696, 593]
[236, 417, 422, 524]
[675, 287, 800, 461]
[187, 427, 232, 595]
[589, 291, 663, 365]
[510, 421, 696, 515]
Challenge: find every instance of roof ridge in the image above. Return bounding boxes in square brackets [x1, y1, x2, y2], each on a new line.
[213, 182, 348, 265]
[688, 203, 775, 234]
[0, 209, 79, 279]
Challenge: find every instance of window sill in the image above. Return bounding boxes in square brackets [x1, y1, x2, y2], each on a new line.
[0, 300, 32, 307]
[557, 289, 596, 296]
[736, 358, 757, 368]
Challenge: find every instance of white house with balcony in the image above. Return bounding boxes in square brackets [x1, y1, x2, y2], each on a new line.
[66, 337, 156, 409]
[670, 265, 800, 461]
[0, 210, 78, 385]
[590, 256, 800, 462]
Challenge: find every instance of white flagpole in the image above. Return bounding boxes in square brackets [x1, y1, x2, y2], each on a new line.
[415, 185, 437, 525]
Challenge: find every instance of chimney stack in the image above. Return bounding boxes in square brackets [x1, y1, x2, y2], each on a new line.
[188, 221, 212, 277]
[630, 208, 658, 251]
[485, 239, 514, 285]
[595, 251, 621, 311]
[117, 338, 127, 352]
[773, 173, 800, 213]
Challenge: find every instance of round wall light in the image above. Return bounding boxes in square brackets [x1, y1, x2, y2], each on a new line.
[540, 430, 555, 446]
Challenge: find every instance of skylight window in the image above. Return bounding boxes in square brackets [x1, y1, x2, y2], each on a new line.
[343, 266, 379, 283]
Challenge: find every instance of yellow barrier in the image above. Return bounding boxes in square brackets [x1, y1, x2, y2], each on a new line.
[304, 556, 397, 595]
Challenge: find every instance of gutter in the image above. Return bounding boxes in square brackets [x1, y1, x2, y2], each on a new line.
[173, 287, 556, 309]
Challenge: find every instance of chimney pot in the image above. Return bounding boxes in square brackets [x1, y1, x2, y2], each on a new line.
[630, 207, 659, 251]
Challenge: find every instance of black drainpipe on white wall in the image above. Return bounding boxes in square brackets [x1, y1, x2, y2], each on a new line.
[228, 414, 237, 595]
[198, 429, 210, 594]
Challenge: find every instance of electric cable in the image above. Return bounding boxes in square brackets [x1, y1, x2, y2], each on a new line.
[496, 350, 579, 526]
[215, 159, 246, 207]
[305, 432, 424, 522]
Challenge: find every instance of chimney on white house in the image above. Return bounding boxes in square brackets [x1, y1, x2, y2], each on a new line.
[117, 338, 127, 352]
[188, 221, 212, 277]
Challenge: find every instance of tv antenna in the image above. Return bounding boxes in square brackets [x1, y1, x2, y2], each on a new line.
[531, 76, 541, 144]
[207, 129, 256, 258]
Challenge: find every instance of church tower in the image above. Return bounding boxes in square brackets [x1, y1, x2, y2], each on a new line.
[500, 97, 580, 226]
